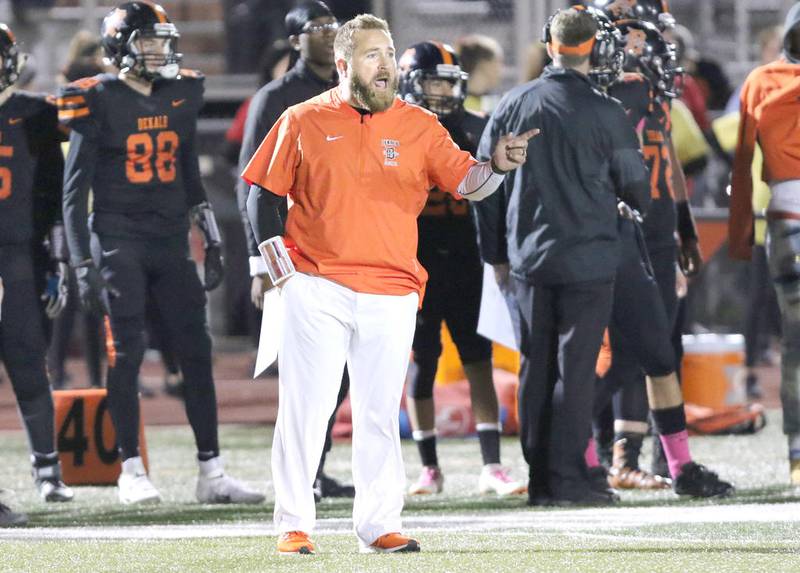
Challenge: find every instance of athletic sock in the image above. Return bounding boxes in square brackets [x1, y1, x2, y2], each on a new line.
[659, 430, 691, 479]
[476, 423, 501, 465]
[584, 437, 600, 468]
[31, 451, 59, 469]
[197, 450, 219, 462]
[414, 433, 438, 468]
[613, 432, 645, 470]
[651, 404, 691, 479]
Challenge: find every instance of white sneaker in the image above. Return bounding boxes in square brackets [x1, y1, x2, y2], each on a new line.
[408, 465, 444, 495]
[196, 457, 265, 504]
[478, 464, 527, 496]
[118, 456, 161, 505]
[33, 464, 74, 502]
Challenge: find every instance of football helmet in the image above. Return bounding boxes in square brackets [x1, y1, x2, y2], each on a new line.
[585, 0, 675, 31]
[101, 1, 182, 81]
[398, 41, 468, 118]
[617, 18, 682, 99]
[0, 23, 19, 92]
[543, 5, 625, 88]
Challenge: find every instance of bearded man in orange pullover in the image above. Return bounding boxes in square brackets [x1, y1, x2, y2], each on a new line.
[242, 14, 536, 555]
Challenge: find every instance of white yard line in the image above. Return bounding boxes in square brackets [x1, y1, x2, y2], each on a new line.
[1, 502, 799, 541]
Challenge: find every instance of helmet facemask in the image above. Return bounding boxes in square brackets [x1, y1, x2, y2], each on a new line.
[121, 22, 181, 80]
[404, 64, 468, 118]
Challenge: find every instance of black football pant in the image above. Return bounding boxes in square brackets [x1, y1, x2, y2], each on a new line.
[594, 222, 676, 425]
[512, 276, 613, 500]
[408, 245, 492, 400]
[0, 244, 56, 458]
[92, 233, 219, 461]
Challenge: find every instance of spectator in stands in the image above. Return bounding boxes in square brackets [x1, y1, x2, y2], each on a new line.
[454, 34, 504, 113]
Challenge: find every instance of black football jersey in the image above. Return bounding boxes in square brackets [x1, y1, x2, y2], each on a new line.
[608, 72, 653, 127]
[60, 71, 206, 261]
[0, 92, 64, 246]
[418, 109, 487, 257]
[609, 73, 676, 249]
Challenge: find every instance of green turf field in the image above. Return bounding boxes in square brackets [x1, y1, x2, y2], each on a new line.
[2, 411, 800, 572]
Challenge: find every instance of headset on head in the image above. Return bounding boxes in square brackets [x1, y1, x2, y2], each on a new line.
[542, 5, 619, 68]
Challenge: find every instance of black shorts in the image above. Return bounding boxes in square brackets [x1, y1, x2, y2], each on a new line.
[412, 243, 492, 366]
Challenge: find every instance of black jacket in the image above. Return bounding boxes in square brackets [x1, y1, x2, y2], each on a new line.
[236, 59, 337, 256]
[474, 66, 650, 285]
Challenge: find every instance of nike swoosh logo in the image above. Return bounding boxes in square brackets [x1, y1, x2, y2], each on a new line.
[326, 135, 344, 141]
[8, 117, 21, 125]
[172, 99, 186, 107]
[102, 249, 120, 257]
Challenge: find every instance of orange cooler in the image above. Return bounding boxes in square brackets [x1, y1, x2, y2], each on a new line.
[681, 334, 745, 409]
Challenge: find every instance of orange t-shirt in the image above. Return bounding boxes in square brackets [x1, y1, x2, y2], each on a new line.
[242, 88, 477, 297]
[730, 59, 800, 259]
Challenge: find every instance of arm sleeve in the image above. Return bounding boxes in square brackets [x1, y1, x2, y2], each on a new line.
[607, 104, 651, 212]
[729, 73, 758, 260]
[472, 110, 510, 264]
[424, 116, 478, 195]
[456, 161, 505, 200]
[58, 81, 100, 266]
[182, 77, 208, 207]
[180, 118, 207, 207]
[29, 103, 66, 239]
[246, 184, 285, 243]
[62, 129, 96, 265]
[237, 88, 290, 257]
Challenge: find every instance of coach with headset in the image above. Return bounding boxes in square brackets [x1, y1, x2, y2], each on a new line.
[474, 5, 650, 506]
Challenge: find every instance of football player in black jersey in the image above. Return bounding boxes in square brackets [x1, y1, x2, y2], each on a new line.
[60, 1, 263, 505]
[399, 42, 526, 497]
[0, 22, 73, 503]
[590, 10, 733, 497]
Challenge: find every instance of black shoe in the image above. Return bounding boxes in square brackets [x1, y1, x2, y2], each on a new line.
[315, 473, 355, 499]
[673, 462, 734, 498]
[0, 501, 27, 526]
[587, 466, 616, 495]
[546, 488, 619, 507]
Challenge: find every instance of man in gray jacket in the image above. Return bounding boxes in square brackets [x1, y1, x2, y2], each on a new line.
[474, 6, 650, 506]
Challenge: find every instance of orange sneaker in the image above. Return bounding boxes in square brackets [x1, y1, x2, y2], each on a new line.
[277, 531, 315, 555]
[362, 532, 420, 554]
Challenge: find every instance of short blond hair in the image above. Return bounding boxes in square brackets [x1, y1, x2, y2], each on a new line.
[333, 13, 391, 62]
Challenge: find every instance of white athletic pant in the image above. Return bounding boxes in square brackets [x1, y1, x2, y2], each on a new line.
[271, 273, 418, 546]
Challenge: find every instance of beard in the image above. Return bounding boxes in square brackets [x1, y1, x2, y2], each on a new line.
[350, 69, 398, 113]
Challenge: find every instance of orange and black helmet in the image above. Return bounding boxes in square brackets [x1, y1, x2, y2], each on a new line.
[616, 18, 682, 99]
[398, 41, 468, 118]
[0, 23, 18, 92]
[584, 0, 675, 31]
[101, 1, 181, 80]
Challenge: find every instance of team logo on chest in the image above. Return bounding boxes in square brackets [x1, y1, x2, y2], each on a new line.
[381, 138, 400, 167]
